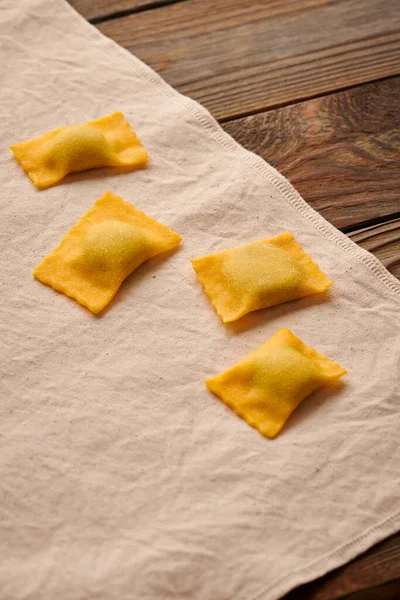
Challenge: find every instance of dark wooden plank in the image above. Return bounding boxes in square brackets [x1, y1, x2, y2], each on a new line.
[341, 580, 400, 600]
[69, 0, 156, 20]
[350, 218, 400, 279]
[283, 533, 400, 600]
[96, 0, 400, 120]
[69, 0, 184, 22]
[223, 77, 400, 231]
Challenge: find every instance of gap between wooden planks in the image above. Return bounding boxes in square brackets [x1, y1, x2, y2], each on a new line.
[222, 76, 400, 232]
[69, 0, 400, 232]
[89, 0, 400, 121]
[69, 0, 400, 234]
[71, 0, 189, 23]
[221, 78, 400, 280]
[348, 218, 400, 280]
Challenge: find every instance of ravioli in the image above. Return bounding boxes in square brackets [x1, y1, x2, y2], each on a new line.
[191, 232, 333, 323]
[10, 112, 148, 189]
[206, 328, 347, 438]
[33, 191, 182, 313]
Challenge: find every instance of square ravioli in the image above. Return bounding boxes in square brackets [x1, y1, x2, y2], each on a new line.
[206, 328, 347, 438]
[33, 191, 182, 314]
[191, 232, 333, 323]
[10, 112, 148, 189]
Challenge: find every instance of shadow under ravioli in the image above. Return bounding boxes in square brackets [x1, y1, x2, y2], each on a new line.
[10, 112, 148, 189]
[33, 191, 182, 313]
[191, 232, 333, 323]
[206, 328, 347, 438]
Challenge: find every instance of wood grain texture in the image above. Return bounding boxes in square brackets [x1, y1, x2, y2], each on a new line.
[350, 218, 400, 279]
[341, 580, 400, 600]
[69, 0, 184, 22]
[223, 77, 400, 231]
[284, 533, 400, 600]
[96, 0, 400, 120]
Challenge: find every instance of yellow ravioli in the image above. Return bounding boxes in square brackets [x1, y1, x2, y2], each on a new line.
[206, 328, 347, 438]
[191, 232, 333, 323]
[33, 191, 182, 313]
[10, 112, 148, 189]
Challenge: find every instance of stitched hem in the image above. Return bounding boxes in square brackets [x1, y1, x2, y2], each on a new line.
[251, 511, 400, 600]
[58, 0, 400, 303]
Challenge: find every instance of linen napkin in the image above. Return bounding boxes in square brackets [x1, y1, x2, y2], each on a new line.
[0, 1, 399, 599]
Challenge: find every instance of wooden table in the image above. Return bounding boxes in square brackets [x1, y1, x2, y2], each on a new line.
[69, 1, 400, 598]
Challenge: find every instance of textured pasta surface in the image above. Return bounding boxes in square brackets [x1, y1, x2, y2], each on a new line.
[191, 232, 333, 322]
[10, 112, 148, 188]
[33, 191, 182, 313]
[206, 328, 347, 438]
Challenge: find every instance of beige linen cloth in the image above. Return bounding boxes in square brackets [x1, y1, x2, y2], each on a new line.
[0, 1, 399, 599]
